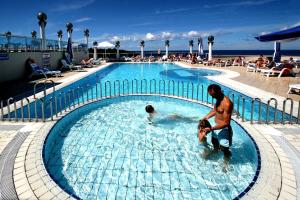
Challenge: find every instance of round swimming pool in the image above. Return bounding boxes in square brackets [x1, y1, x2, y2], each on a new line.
[43, 95, 260, 200]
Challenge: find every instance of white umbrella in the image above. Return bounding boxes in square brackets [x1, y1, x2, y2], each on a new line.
[97, 41, 114, 58]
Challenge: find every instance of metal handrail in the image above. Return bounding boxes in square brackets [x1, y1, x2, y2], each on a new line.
[168, 80, 175, 96]
[6, 98, 14, 121]
[33, 79, 55, 99]
[266, 98, 278, 124]
[104, 81, 111, 98]
[141, 79, 147, 94]
[1, 100, 4, 121]
[282, 98, 294, 124]
[122, 79, 129, 95]
[187, 82, 194, 99]
[159, 80, 165, 95]
[34, 98, 45, 122]
[114, 80, 121, 96]
[150, 79, 156, 94]
[2, 79, 300, 124]
[251, 98, 262, 124]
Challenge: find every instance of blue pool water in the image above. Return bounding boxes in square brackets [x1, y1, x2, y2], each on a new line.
[44, 95, 260, 200]
[10, 63, 294, 123]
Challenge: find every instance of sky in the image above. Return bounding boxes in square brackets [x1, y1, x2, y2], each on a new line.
[0, 0, 300, 50]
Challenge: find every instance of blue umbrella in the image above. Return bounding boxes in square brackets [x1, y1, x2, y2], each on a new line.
[255, 25, 300, 42]
[273, 42, 281, 63]
[66, 37, 73, 64]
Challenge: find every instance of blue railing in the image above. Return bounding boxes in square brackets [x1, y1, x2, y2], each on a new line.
[1, 79, 299, 124]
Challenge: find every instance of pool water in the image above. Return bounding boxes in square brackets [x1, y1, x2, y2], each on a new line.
[44, 96, 259, 200]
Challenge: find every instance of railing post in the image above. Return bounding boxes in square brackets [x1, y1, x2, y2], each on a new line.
[242, 98, 245, 122]
[86, 85, 90, 101]
[141, 79, 147, 94]
[1, 100, 4, 121]
[21, 99, 25, 122]
[282, 98, 294, 124]
[13, 101, 17, 122]
[251, 98, 261, 124]
[297, 101, 300, 124]
[54, 96, 58, 117]
[6, 97, 13, 121]
[105, 81, 112, 97]
[49, 97, 54, 121]
[266, 98, 278, 124]
[201, 85, 204, 102]
[150, 79, 154, 94]
[72, 89, 76, 108]
[122, 79, 129, 95]
[159, 80, 165, 95]
[26, 98, 31, 122]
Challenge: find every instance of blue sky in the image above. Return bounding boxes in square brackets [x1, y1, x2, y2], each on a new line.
[1, 0, 300, 50]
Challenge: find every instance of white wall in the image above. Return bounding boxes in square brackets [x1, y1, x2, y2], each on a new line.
[0, 51, 88, 83]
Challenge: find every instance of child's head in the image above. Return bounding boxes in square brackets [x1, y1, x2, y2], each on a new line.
[198, 119, 211, 130]
[145, 105, 155, 113]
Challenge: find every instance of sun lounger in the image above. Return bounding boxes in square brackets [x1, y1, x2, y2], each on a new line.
[260, 67, 291, 77]
[29, 63, 61, 79]
[61, 59, 82, 71]
[246, 63, 257, 72]
[287, 84, 300, 94]
[91, 58, 103, 65]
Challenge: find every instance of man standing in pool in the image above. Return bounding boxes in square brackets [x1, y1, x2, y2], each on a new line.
[201, 84, 233, 171]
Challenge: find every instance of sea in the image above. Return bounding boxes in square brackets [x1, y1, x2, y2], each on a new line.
[139, 50, 300, 57]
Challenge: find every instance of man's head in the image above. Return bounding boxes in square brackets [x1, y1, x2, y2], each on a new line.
[207, 84, 223, 99]
[145, 105, 155, 113]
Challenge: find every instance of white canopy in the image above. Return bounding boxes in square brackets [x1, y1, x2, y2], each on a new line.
[97, 41, 114, 48]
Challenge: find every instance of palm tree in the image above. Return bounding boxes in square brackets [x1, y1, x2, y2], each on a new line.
[140, 40, 145, 58]
[37, 12, 47, 50]
[5, 31, 11, 51]
[165, 40, 170, 57]
[31, 31, 37, 50]
[57, 30, 63, 50]
[208, 35, 214, 61]
[197, 37, 203, 56]
[31, 31, 37, 39]
[83, 29, 89, 48]
[66, 22, 73, 38]
[115, 41, 120, 59]
[93, 41, 98, 60]
[189, 40, 193, 54]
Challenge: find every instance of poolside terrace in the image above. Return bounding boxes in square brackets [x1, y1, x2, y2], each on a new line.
[0, 61, 299, 200]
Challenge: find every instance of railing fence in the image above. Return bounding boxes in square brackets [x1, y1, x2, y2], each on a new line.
[0, 79, 299, 124]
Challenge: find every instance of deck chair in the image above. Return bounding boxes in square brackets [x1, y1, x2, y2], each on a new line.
[29, 63, 61, 79]
[91, 58, 103, 65]
[260, 67, 291, 77]
[61, 59, 82, 71]
[287, 84, 300, 94]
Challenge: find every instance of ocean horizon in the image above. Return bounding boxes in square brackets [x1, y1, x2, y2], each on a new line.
[139, 50, 300, 56]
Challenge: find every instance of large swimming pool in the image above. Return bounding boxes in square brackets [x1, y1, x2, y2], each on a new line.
[10, 63, 293, 123]
[44, 95, 260, 200]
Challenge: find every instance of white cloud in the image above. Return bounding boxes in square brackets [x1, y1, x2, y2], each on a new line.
[74, 17, 92, 23]
[155, 7, 199, 15]
[145, 33, 156, 41]
[51, 0, 95, 12]
[204, 0, 277, 8]
[110, 36, 120, 42]
[187, 31, 200, 37]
